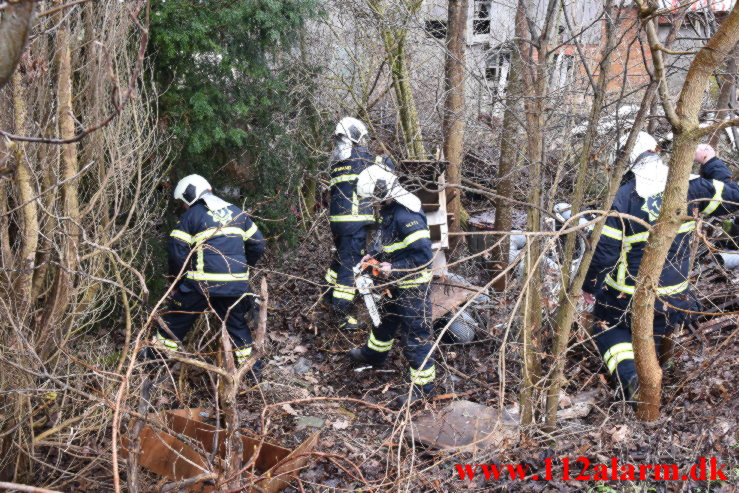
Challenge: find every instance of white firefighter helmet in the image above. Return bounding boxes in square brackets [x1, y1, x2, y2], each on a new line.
[618, 132, 667, 198]
[356, 164, 422, 212]
[334, 117, 368, 144]
[618, 131, 658, 165]
[174, 174, 231, 210]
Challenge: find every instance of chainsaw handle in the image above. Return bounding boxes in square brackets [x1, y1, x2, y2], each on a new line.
[361, 258, 381, 277]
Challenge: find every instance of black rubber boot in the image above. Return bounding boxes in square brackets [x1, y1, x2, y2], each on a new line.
[244, 359, 264, 384]
[137, 346, 166, 368]
[347, 347, 384, 367]
[624, 375, 639, 409]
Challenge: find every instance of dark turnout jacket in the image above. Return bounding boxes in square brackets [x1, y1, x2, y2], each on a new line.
[168, 201, 265, 297]
[376, 201, 433, 288]
[329, 147, 394, 236]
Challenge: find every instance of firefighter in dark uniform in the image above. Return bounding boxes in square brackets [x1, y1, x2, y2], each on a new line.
[583, 135, 739, 402]
[142, 174, 266, 377]
[347, 165, 436, 408]
[325, 117, 394, 330]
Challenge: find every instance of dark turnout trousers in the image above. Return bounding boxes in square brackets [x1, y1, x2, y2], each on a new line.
[157, 288, 254, 364]
[359, 284, 435, 392]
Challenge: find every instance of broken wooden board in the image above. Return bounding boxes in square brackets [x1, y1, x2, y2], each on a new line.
[121, 409, 318, 492]
[411, 392, 598, 452]
[430, 280, 484, 320]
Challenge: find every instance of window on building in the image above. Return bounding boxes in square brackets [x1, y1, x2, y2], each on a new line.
[549, 53, 574, 89]
[424, 19, 447, 39]
[473, 0, 492, 35]
[485, 51, 511, 96]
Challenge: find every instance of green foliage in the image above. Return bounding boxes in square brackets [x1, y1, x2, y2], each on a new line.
[150, 0, 320, 240]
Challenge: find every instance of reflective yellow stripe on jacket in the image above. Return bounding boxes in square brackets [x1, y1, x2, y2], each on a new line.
[186, 271, 250, 282]
[605, 220, 695, 296]
[171, 224, 258, 244]
[383, 230, 431, 253]
[329, 215, 374, 222]
[170, 229, 194, 244]
[330, 174, 359, 186]
[701, 179, 725, 214]
[397, 269, 432, 288]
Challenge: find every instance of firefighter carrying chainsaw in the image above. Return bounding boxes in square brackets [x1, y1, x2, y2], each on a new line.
[323, 117, 395, 331]
[140, 174, 266, 380]
[347, 164, 436, 409]
[583, 136, 739, 404]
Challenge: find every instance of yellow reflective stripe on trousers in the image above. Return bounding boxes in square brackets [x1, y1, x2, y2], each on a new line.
[329, 215, 375, 222]
[235, 346, 252, 364]
[603, 342, 634, 374]
[701, 179, 725, 214]
[330, 174, 359, 186]
[332, 284, 355, 300]
[601, 225, 623, 241]
[384, 229, 432, 253]
[325, 268, 337, 284]
[605, 274, 688, 296]
[170, 229, 194, 244]
[156, 332, 179, 350]
[397, 269, 432, 288]
[186, 271, 250, 282]
[410, 365, 436, 385]
[367, 331, 393, 352]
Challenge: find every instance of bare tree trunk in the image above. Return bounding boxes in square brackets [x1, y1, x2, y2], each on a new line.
[370, 0, 426, 159]
[0, 178, 11, 268]
[515, 0, 559, 427]
[632, 1, 739, 421]
[708, 45, 738, 148]
[443, 0, 468, 251]
[12, 70, 39, 304]
[0, 0, 34, 88]
[37, 6, 80, 355]
[491, 50, 522, 291]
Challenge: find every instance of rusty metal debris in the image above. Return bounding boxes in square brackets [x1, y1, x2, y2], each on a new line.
[122, 409, 318, 492]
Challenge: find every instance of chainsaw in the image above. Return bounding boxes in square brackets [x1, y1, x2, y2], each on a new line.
[353, 259, 386, 328]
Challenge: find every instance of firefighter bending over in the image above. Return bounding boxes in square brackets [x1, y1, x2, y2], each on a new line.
[583, 136, 739, 403]
[141, 174, 266, 379]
